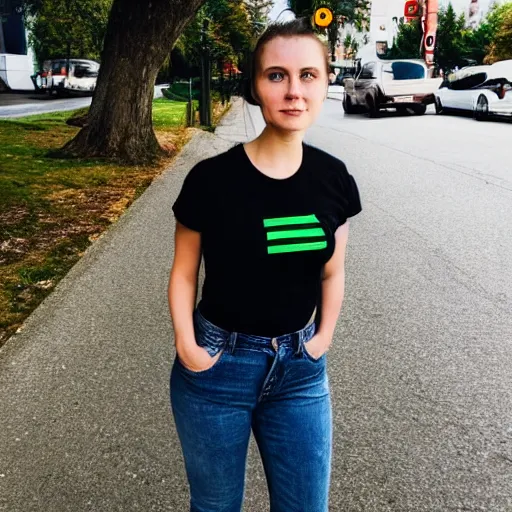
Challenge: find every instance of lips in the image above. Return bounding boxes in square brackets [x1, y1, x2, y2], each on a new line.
[280, 109, 305, 116]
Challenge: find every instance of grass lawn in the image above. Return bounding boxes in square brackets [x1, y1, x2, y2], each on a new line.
[0, 97, 227, 348]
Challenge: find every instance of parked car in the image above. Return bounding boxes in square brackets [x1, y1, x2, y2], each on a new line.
[32, 59, 100, 97]
[335, 72, 353, 86]
[434, 60, 512, 121]
[343, 59, 443, 117]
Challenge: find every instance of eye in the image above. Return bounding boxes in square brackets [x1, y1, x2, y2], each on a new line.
[268, 72, 284, 82]
[302, 71, 315, 80]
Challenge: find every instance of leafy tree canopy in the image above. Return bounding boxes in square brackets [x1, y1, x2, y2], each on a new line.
[175, 0, 254, 68]
[24, 0, 112, 65]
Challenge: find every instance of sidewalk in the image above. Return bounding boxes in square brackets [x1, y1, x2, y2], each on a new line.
[0, 98, 267, 512]
[327, 84, 344, 102]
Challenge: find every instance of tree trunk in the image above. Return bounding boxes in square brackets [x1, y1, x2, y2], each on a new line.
[61, 0, 206, 164]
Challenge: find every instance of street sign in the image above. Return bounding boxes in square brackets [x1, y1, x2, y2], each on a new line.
[404, 0, 420, 18]
[313, 7, 334, 28]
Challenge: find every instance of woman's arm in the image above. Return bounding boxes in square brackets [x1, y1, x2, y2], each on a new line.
[168, 222, 218, 370]
[305, 221, 350, 358]
[168, 222, 202, 349]
[318, 221, 349, 339]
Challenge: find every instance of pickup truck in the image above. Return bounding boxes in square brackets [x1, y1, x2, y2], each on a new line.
[343, 59, 443, 117]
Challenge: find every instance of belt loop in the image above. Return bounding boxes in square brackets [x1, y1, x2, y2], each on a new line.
[227, 332, 237, 354]
[295, 330, 303, 356]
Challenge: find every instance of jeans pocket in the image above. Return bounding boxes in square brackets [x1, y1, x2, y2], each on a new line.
[178, 312, 228, 374]
[301, 337, 327, 364]
[177, 346, 226, 375]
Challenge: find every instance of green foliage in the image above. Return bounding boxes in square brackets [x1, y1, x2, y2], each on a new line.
[383, 1, 512, 71]
[387, 17, 423, 59]
[292, 0, 370, 60]
[175, 0, 254, 72]
[342, 33, 359, 59]
[435, 3, 466, 72]
[460, 23, 494, 65]
[484, 2, 512, 63]
[287, 0, 369, 22]
[436, 1, 512, 70]
[24, 0, 112, 66]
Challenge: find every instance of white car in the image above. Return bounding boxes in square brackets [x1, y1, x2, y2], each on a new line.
[435, 60, 512, 121]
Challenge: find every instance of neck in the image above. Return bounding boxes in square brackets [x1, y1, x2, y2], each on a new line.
[245, 126, 305, 180]
[258, 124, 305, 148]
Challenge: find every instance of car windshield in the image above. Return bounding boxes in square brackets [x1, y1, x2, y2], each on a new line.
[388, 62, 426, 80]
[447, 66, 490, 89]
[450, 72, 488, 90]
[72, 63, 99, 78]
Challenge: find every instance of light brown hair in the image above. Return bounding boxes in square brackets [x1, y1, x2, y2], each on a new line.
[243, 17, 330, 106]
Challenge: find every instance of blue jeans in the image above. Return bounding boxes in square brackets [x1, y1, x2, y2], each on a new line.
[170, 308, 332, 512]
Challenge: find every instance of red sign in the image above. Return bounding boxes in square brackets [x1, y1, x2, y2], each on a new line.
[404, 0, 420, 18]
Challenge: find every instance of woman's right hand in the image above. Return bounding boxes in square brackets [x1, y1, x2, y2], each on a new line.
[176, 340, 223, 373]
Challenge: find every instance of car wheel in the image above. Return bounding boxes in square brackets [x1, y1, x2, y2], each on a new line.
[435, 97, 444, 114]
[343, 95, 357, 114]
[366, 95, 380, 118]
[413, 104, 427, 116]
[474, 95, 489, 121]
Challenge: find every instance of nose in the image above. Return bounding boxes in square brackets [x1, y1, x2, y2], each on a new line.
[285, 76, 302, 100]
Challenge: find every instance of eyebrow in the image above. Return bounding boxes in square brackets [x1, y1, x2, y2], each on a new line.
[262, 66, 321, 73]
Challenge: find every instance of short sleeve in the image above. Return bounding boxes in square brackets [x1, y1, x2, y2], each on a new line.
[172, 162, 208, 232]
[333, 162, 362, 227]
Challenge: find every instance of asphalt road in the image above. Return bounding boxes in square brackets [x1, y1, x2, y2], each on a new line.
[0, 93, 92, 118]
[306, 102, 512, 510]
[0, 98, 511, 511]
[0, 84, 169, 118]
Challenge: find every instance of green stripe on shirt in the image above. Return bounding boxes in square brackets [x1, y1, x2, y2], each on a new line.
[267, 241, 327, 254]
[263, 214, 319, 228]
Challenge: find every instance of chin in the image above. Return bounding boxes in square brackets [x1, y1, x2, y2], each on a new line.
[272, 117, 310, 130]
[273, 123, 309, 134]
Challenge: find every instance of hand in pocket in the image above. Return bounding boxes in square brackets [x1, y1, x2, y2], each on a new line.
[177, 341, 223, 373]
[303, 333, 331, 361]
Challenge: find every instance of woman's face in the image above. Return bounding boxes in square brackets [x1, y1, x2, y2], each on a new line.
[253, 36, 328, 134]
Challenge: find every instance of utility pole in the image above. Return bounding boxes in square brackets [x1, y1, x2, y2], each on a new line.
[404, 0, 438, 74]
[199, 18, 212, 127]
[0, 20, 6, 54]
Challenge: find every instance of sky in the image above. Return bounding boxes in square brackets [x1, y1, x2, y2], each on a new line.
[269, 0, 293, 22]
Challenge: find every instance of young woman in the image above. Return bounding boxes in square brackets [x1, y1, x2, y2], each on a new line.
[168, 18, 362, 512]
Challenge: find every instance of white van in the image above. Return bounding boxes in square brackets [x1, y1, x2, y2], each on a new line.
[0, 54, 35, 91]
[33, 59, 100, 96]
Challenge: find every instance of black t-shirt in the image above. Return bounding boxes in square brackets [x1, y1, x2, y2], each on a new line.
[172, 142, 362, 337]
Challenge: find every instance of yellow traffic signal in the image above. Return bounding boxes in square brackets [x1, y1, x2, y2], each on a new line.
[313, 6, 334, 28]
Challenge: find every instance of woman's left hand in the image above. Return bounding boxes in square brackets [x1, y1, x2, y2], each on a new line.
[303, 332, 332, 360]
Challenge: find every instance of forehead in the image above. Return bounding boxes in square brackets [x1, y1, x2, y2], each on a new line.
[259, 36, 326, 70]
